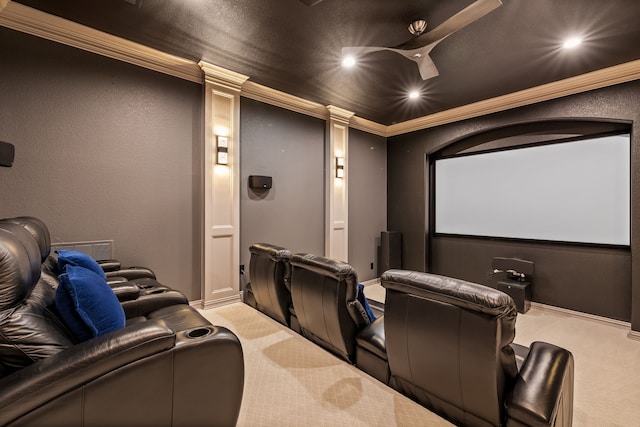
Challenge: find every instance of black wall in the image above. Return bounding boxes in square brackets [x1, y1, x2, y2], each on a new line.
[388, 80, 640, 326]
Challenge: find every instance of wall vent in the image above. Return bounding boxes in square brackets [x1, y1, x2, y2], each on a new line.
[51, 240, 113, 261]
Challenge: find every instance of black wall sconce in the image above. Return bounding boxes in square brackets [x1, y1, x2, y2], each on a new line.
[335, 156, 344, 178]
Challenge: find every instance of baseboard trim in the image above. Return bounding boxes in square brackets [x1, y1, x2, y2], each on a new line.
[530, 301, 631, 329]
[191, 293, 242, 310]
[627, 330, 640, 341]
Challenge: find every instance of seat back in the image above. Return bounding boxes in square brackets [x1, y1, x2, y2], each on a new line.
[290, 253, 368, 362]
[0, 223, 73, 378]
[381, 270, 519, 427]
[2, 216, 51, 263]
[248, 243, 292, 326]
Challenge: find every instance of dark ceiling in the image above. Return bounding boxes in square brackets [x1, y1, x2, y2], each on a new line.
[12, 0, 640, 125]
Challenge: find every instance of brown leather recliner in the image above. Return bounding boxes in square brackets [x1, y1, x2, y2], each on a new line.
[381, 269, 574, 427]
[0, 222, 245, 427]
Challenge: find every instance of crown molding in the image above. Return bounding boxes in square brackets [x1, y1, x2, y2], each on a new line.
[3, 0, 639, 138]
[387, 59, 640, 137]
[0, 1, 203, 83]
[327, 105, 355, 124]
[241, 81, 328, 120]
[199, 61, 248, 92]
[350, 117, 389, 137]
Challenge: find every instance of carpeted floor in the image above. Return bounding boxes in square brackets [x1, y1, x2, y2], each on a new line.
[200, 303, 453, 427]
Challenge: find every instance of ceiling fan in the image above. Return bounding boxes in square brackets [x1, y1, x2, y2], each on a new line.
[299, 0, 324, 5]
[342, 0, 502, 80]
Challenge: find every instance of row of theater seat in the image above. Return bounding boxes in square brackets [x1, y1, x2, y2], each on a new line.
[0, 216, 244, 427]
[245, 242, 575, 427]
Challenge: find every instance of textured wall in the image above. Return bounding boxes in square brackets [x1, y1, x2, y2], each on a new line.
[239, 98, 325, 284]
[388, 80, 640, 325]
[0, 28, 203, 299]
[348, 128, 387, 281]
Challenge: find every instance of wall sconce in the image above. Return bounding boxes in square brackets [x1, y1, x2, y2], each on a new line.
[216, 135, 229, 165]
[335, 156, 345, 178]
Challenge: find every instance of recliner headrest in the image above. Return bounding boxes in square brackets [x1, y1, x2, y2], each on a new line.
[3, 216, 51, 262]
[250, 243, 292, 263]
[291, 253, 357, 284]
[0, 223, 42, 311]
[381, 269, 516, 318]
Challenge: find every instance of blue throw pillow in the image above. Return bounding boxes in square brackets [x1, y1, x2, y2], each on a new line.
[55, 265, 125, 342]
[57, 249, 106, 279]
[357, 283, 377, 323]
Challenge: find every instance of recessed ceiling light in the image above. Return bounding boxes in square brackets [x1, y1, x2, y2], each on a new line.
[563, 37, 582, 49]
[341, 55, 356, 68]
[408, 90, 420, 100]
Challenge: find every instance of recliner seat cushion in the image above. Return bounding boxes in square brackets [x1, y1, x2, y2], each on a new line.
[55, 265, 125, 342]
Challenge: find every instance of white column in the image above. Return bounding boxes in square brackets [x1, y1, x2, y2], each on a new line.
[198, 61, 248, 308]
[325, 105, 354, 262]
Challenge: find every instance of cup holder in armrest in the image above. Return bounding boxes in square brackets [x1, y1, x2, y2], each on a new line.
[186, 326, 213, 339]
[146, 289, 167, 295]
[138, 283, 155, 289]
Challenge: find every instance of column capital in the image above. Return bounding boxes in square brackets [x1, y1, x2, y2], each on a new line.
[198, 61, 249, 92]
[327, 105, 355, 124]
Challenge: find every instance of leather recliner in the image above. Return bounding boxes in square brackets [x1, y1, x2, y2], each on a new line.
[0, 222, 245, 427]
[380, 269, 574, 427]
[289, 253, 371, 362]
[245, 243, 293, 327]
[1, 216, 189, 318]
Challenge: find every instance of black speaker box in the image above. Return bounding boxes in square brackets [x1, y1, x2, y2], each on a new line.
[249, 175, 272, 189]
[380, 231, 402, 274]
[497, 280, 531, 313]
[0, 141, 15, 167]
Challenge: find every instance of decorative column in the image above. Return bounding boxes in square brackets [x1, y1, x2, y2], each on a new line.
[325, 105, 354, 262]
[198, 61, 248, 308]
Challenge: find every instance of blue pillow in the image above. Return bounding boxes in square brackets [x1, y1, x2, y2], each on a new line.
[55, 265, 125, 342]
[357, 283, 377, 323]
[57, 249, 106, 279]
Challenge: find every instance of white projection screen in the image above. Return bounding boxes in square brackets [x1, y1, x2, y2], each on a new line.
[434, 134, 630, 246]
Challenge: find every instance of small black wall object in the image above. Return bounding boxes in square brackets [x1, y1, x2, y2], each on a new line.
[249, 175, 272, 189]
[0, 141, 15, 167]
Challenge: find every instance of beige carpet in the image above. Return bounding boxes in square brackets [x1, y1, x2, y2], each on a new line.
[200, 303, 453, 427]
[365, 281, 640, 427]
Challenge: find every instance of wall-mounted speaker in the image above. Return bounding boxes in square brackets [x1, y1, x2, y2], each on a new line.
[249, 175, 272, 190]
[0, 141, 15, 167]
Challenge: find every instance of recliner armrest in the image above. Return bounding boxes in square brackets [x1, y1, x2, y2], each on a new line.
[507, 341, 574, 427]
[0, 320, 176, 425]
[110, 282, 141, 301]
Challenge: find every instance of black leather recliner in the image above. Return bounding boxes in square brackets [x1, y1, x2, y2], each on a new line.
[245, 243, 293, 327]
[289, 253, 371, 362]
[380, 269, 574, 427]
[0, 222, 245, 426]
[1, 216, 189, 318]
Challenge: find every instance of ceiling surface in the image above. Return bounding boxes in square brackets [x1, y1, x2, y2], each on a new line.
[11, 0, 640, 125]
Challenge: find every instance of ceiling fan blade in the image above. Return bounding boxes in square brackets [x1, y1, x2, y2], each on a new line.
[397, 0, 502, 50]
[393, 47, 440, 80]
[299, 0, 323, 5]
[342, 46, 392, 56]
[343, 45, 440, 80]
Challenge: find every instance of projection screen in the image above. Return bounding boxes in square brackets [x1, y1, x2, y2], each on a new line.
[434, 134, 630, 246]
